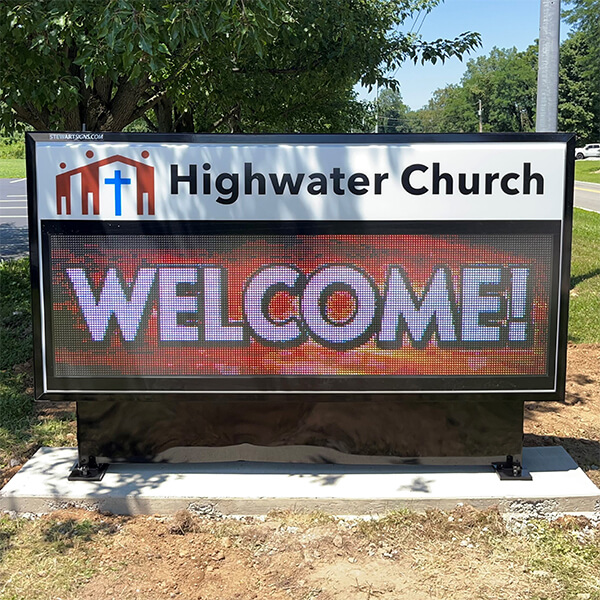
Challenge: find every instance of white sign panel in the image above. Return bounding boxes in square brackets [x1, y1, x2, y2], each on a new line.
[35, 141, 566, 221]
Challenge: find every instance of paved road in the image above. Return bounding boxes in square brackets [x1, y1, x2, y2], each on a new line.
[0, 177, 27, 225]
[0, 177, 28, 259]
[1, 177, 599, 259]
[574, 180, 600, 213]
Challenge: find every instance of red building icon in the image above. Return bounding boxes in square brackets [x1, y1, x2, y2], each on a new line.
[55, 153, 155, 216]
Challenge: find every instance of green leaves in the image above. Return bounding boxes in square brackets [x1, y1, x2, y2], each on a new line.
[562, 0, 600, 142]
[1, 0, 482, 134]
[407, 25, 599, 141]
[558, 31, 599, 143]
[414, 32, 482, 66]
[409, 44, 538, 134]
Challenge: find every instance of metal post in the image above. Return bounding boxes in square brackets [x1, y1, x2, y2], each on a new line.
[536, 0, 561, 132]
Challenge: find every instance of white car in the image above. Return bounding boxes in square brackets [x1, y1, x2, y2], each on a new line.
[575, 143, 600, 160]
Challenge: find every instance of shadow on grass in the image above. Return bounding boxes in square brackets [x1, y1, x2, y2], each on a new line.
[571, 268, 600, 289]
[43, 518, 120, 550]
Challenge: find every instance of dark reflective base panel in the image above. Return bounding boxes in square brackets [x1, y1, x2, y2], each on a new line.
[77, 397, 524, 465]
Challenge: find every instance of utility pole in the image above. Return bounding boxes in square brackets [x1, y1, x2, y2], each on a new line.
[375, 81, 379, 134]
[478, 99, 483, 133]
[536, 0, 560, 132]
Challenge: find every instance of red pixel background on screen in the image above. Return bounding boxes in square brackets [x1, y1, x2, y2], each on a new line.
[49, 234, 553, 377]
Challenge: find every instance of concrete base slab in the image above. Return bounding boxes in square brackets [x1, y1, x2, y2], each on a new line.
[1, 446, 599, 517]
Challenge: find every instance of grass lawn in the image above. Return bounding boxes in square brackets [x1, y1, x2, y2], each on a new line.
[0, 259, 75, 471]
[575, 160, 600, 184]
[0, 507, 598, 600]
[569, 207, 600, 343]
[0, 158, 26, 179]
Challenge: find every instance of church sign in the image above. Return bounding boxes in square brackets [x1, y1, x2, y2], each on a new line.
[26, 133, 574, 400]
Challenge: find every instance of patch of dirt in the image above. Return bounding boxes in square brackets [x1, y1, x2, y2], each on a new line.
[0, 464, 22, 488]
[72, 507, 553, 600]
[524, 343, 600, 486]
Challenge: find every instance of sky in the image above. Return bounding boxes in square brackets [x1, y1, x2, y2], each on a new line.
[358, 0, 574, 110]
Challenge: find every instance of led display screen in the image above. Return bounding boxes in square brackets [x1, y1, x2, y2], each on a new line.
[27, 133, 573, 399]
[41, 220, 560, 393]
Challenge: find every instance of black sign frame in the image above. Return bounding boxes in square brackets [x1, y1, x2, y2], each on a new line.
[27, 132, 575, 402]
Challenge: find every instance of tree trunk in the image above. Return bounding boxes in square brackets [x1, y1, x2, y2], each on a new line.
[100, 79, 148, 131]
[174, 107, 194, 132]
[154, 98, 174, 132]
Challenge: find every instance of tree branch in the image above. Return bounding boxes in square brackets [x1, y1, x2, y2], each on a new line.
[11, 103, 49, 130]
[209, 105, 241, 133]
[232, 64, 316, 76]
[128, 88, 169, 124]
[142, 114, 158, 132]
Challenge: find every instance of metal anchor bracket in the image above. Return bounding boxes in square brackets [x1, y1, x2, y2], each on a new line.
[68, 456, 109, 481]
[492, 455, 532, 480]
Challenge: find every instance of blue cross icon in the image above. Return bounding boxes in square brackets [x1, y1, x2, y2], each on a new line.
[104, 169, 131, 216]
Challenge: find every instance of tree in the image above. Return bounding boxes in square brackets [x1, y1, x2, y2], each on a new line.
[402, 1, 599, 140]
[410, 45, 538, 134]
[558, 31, 599, 142]
[467, 46, 538, 133]
[564, 0, 600, 67]
[375, 89, 412, 133]
[563, 0, 600, 139]
[0, 0, 480, 133]
[1, 0, 285, 132]
[413, 84, 477, 133]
